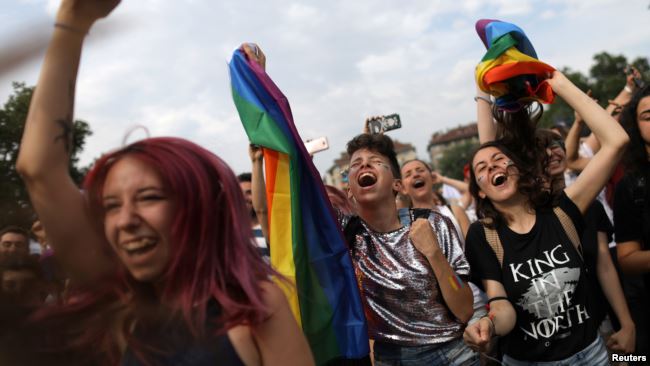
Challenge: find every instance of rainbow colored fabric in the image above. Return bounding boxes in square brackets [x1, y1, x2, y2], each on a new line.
[475, 19, 556, 111]
[229, 48, 369, 365]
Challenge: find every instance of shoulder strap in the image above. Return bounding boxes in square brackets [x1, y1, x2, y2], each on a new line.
[552, 206, 583, 261]
[343, 216, 363, 251]
[480, 219, 504, 268]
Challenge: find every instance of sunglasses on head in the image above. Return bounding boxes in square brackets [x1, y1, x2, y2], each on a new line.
[549, 140, 565, 150]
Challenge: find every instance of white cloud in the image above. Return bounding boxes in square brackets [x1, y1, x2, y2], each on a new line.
[1, 0, 649, 177]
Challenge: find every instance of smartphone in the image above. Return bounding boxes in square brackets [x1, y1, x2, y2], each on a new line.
[410, 208, 432, 221]
[624, 65, 645, 88]
[305, 137, 329, 155]
[368, 114, 402, 134]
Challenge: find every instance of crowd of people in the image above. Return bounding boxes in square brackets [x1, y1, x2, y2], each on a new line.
[1, 0, 649, 365]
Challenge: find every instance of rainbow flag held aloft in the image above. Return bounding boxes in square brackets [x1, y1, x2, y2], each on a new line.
[475, 19, 556, 111]
[229, 47, 370, 365]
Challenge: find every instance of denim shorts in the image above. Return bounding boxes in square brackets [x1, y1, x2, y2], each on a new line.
[373, 337, 479, 366]
[502, 335, 609, 366]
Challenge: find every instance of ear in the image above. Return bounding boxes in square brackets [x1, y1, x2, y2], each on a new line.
[393, 179, 403, 193]
[478, 189, 487, 199]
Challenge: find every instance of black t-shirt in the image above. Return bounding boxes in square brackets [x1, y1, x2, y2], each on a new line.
[581, 200, 614, 325]
[614, 165, 650, 295]
[466, 193, 597, 362]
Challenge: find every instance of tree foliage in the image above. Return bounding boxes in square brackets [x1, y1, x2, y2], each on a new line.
[0, 82, 92, 230]
[540, 52, 650, 128]
[437, 138, 479, 180]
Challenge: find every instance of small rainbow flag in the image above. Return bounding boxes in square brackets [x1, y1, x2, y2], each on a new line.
[229, 47, 370, 365]
[475, 19, 556, 111]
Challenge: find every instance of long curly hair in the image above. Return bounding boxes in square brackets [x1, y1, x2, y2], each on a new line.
[469, 140, 552, 228]
[620, 85, 650, 175]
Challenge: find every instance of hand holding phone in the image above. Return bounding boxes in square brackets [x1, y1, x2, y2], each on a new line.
[367, 114, 402, 134]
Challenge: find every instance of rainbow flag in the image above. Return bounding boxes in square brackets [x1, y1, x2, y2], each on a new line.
[475, 19, 556, 111]
[229, 47, 369, 365]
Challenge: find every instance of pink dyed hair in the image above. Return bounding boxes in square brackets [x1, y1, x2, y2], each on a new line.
[83, 137, 275, 335]
[325, 185, 354, 215]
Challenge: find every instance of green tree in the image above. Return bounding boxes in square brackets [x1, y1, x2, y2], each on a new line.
[0, 82, 92, 230]
[437, 138, 479, 180]
[540, 52, 650, 128]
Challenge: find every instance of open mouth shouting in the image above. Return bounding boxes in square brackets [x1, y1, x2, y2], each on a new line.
[412, 179, 426, 189]
[358, 171, 377, 188]
[491, 173, 507, 187]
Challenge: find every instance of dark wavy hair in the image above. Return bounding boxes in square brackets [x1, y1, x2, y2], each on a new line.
[469, 140, 552, 228]
[492, 101, 545, 168]
[346, 133, 401, 179]
[620, 85, 650, 175]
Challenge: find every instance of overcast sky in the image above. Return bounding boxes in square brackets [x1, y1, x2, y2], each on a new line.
[2, 0, 649, 176]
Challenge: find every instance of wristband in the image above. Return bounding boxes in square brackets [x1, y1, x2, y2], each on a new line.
[487, 296, 508, 304]
[624, 85, 633, 94]
[474, 95, 493, 105]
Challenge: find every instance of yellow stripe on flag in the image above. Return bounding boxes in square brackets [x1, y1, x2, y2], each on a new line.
[268, 152, 301, 327]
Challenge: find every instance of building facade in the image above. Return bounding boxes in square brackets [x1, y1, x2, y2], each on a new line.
[427, 123, 478, 171]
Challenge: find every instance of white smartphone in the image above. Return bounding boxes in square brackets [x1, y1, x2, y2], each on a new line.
[305, 137, 329, 155]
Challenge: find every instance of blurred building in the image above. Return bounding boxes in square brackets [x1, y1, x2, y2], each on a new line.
[323, 139, 417, 189]
[427, 123, 478, 171]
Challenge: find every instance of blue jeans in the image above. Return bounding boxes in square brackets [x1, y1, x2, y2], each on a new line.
[373, 338, 479, 366]
[502, 336, 609, 366]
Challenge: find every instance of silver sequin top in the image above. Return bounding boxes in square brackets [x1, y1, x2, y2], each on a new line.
[341, 211, 470, 345]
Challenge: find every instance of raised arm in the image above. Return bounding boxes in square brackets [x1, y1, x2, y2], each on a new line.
[432, 171, 469, 194]
[16, 0, 120, 281]
[551, 71, 629, 214]
[564, 111, 591, 172]
[476, 86, 497, 144]
[249, 145, 269, 242]
[570, 73, 639, 164]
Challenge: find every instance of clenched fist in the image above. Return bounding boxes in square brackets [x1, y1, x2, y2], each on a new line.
[408, 218, 440, 259]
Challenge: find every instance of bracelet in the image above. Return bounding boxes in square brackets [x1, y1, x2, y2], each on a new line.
[487, 296, 508, 304]
[480, 314, 497, 336]
[54, 23, 87, 36]
[474, 95, 493, 105]
[624, 85, 633, 94]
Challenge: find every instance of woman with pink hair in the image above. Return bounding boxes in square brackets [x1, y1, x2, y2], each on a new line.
[14, 1, 312, 365]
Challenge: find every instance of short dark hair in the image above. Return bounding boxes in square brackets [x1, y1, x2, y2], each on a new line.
[237, 172, 252, 183]
[346, 134, 401, 179]
[0, 226, 30, 242]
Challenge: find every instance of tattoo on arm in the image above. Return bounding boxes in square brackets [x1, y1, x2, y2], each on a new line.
[54, 81, 75, 154]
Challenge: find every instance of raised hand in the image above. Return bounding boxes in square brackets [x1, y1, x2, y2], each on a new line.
[363, 116, 383, 134]
[431, 171, 442, 185]
[241, 43, 266, 71]
[249, 144, 263, 163]
[56, 0, 121, 32]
